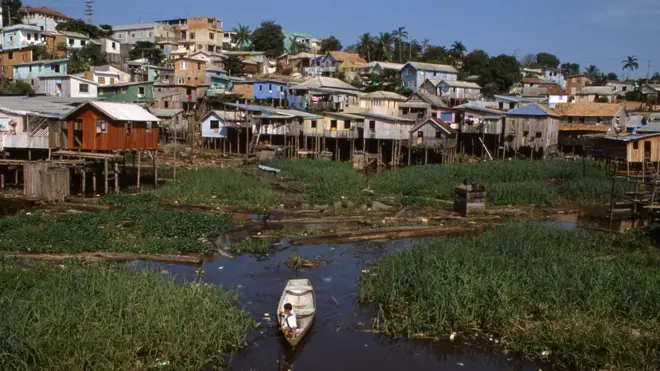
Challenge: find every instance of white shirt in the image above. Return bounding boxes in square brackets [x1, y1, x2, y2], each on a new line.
[284, 311, 297, 329]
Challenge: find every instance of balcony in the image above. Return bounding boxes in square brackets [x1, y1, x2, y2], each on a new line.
[1, 134, 49, 150]
[324, 129, 359, 139]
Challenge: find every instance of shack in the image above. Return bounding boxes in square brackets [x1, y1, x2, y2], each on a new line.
[302, 112, 362, 161]
[454, 101, 504, 157]
[149, 108, 186, 144]
[362, 113, 415, 167]
[408, 118, 458, 164]
[504, 103, 559, 156]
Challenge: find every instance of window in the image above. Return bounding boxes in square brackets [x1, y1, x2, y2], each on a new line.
[178, 78, 184, 84]
[29, 66, 32, 72]
[435, 131, 442, 139]
[417, 131, 424, 138]
[148, 32, 152, 37]
[110, 78, 115, 84]
[579, 117, 585, 124]
[431, 112, 437, 119]
[269, 84, 272, 91]
[96, 120, 107, 133]
[197, 62, 202, 70]
[207, 45, 214, 52]
[498, 102, 504, 109]
[523, 130, 529, 137]
[209, 32, 214, 40]
[343, 120, 351, 129]
[190, 32, 195, 40]
[311, 120, 317, 129]
[259, 85, 263, 92]
[121, 87, 128, 94]
[8, 52, 13, 60]
[210, 120, 220, 130]
[138, 86, 145, 96]
[369, 120, 376, 130]
[69, 38, 74, 46]
[27, 33, 31, 41]
[131, 33, 136, 38]
[634, 141, 639, 149]
[74, 119, 83, 130]
[180, 61, 188, 70]
[146, 122, 152, 133]
[125, 122, 133, 136]
[623, 86, 627, 92]
[181, 31, 187, 39]
[79, 83, 89, 93]
[98, 77, 106, 84]
[8, 35, 13, 44]
[567, 117, 573, 123]
[53, 64, 60, 73]
[117, 33, 124, 39]
[535, 132, 542, 138]
[81, 40, 86, 46]
[164, 101, 169, 108]
[112, 42, 116, 49]
[56, 83, 62, 92]
[509, 103, 516, 109]
[331, 120, 338, 130]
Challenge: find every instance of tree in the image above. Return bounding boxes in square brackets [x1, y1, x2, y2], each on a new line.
[0, 80, 34, 94]
[479, 54, 521, 96]
[535, 52, 560, 68]
[595, 96, 610, 103]
[420, 38, 430, 54]
[607, 72, 619, 81]
[560, 62, 580, 76]
[224, 56, 245, 76]
[320, 36, 342, 54]
[357, 33, 374, 62]
[622, 55, 639, 80]
[520, 54, 537, 68]
[129, 41, 165, 65]
[462, 49, 490, 76]
[585, 65, 601, 79]
[231, 24, 252, 51]
[3, 0, 24, 27]
[56, 19, 106, 39]
[450, 41, 466, 59]
[251, 20, 285, 58]
[362, 69, 403, 93]
[422, 45, 451, 64]
[69, 44, 106, 74]
[288, 36, 309, 54]
[652, 72, 660, 83]
[30, 45, 58, 61]
[377, 32, 394, 61]
[392, 27, 408, 62]
[98, 25, 114, 38]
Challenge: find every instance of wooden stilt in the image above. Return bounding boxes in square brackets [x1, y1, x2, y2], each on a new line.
[104, 159, 109, 194]
[137, 151, 141, 192]
[408, 141, 412, 166]
[14, 168, 19, 185]
[81, 169, 86, 196]
[114, 162, 119, 194]
[335, 139, 339, 161]
[93, 170, 97, 196]
[425, 148, 429, 165]
[1, 174, 4, 191]
[28, 150, 31, 161]
[153, 150, 158, 188]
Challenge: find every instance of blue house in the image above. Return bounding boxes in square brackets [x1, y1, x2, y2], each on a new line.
[200, 111, 228, 139]
[13, 59, 68, 82]
[2, 25, 43, 50]
[544, 67, 566, 89]
[400, 62, 459, 92]
[254, 80, 288, 105]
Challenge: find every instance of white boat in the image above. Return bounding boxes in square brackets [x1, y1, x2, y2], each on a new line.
[277, 278, 316, 347]
[259, 164, 281, 173]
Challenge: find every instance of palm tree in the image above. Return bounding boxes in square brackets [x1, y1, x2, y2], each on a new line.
[450, 41, 466, 58]
[421, 38, 430, 54]
[288, 36, 304, 54]
[621, 55, 639, 81]
[358, 33, 373, 62]
[409, 38, 418, 61]
[585, 65, 601, 79]
[232, 24, 251, 51]
[392, 26, 408, 62]
[378, 32, 394, 61]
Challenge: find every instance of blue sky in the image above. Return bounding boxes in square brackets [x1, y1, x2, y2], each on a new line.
[29, 0, 659, 77]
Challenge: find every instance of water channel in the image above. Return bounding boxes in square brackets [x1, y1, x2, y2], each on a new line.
[137, 237, 543, 371]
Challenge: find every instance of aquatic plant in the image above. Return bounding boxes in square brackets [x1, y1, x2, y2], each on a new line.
[359, 222, 660, 370]
[227, 237, 274, 255]
[154, 167, 279, 208]
[0, 261, 255, 370]
[272, 159, 368, 204]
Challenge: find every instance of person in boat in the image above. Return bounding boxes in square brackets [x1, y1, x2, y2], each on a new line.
[280, 303, 297, 338]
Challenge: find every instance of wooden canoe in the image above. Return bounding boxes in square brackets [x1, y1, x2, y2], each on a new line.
[277, 278, 316, 347]
[259, 165, 281, 173]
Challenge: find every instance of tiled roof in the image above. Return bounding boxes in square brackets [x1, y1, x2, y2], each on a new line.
[406, 62, 458, 74]
[328, 51, 366, 65]
[560, 124, 611, 132]
[554, 103, 623, 117]
[506, 103, 559, 117]
[22, 6, 71, 19]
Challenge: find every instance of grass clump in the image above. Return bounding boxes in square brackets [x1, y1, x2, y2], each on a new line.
[272, 159, 367, 204]
[154, 167, 279, 208]
[227, 237, 274, 255]
[0, 206, 232, 254]
[371, 159, 615, 206]
[359, 222, 660, 370]
[0, 261, 255, 370]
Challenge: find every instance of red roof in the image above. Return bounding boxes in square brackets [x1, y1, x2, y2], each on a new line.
[22, 6, 71, 20]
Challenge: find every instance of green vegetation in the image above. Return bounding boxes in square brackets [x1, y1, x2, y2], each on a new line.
[273, 159, 367, 204]
[360, 222, 660, 370]
[227, 237, 274, 255]
[0, 261, 255, 370]
[370, 159, 619, 206]
[0, 206, 232, 254]
[154, 168, 279, 209]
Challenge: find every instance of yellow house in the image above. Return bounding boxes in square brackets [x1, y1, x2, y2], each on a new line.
[302, 112, 363, 139]
[345, 90, 406, 117]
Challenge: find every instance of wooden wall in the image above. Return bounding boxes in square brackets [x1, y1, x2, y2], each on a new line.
[66, 107, 159, 151]
[504, 116, 559, 152]
[24, 162, 69, 201]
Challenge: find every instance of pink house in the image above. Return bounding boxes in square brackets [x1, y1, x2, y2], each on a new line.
[574, 86, 616, 103]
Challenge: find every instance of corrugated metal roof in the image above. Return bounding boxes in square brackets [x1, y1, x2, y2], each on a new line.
[325, 112, 364, 120]
[560, 124, 610, 132]
[149, 108, 183, 118]
[59, 30, 89, 39]
[0, 96, 74, 118]
[65, 101, 160, 122]
[13, 59, 68, 67]
[362, 112, 415, 122]
[410, 92, 448, 108]
[2, 25, 40, 31]
[635, 122, 660, 133]
[604, 133, 660, 142]
[291, 76, 358, 91]
[577, 86, 615, 95]
[506, 104, 559, 117]
[439, 80, 481, 89]
[399, 102, 431, 108]
[112, 23, 157, 31]
[410, 118, 457, 134]
[405, 62, 458, 74]
[360, 91, 406, 100]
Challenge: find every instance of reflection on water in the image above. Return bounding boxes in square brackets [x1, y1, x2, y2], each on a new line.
[137, 238, 541, 371]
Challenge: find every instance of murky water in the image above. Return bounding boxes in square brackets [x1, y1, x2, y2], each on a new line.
[137, 238, 541, 371]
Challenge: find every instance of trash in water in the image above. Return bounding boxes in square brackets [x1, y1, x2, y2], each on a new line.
[449, 332, 457, 341]
[456, 362, 464, 366]
[218, 266, 224, 270]
[322, 277, 332, 282]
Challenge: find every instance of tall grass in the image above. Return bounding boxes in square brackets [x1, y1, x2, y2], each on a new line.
[0, 261, 255, 370]
[0, 206, 232, 254]
[360, 222, 660, 369]
[371, 159, 619, 205]
[272, 159, 367, 204]
[154, 167, 279, 208]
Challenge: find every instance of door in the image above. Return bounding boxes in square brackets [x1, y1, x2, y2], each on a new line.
[644, 141, 652, 160]
[72, 120, 83, 148]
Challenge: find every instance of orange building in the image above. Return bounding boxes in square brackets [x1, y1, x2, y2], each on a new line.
[174, 57, 207, 86]
[0, 49, 32, 79]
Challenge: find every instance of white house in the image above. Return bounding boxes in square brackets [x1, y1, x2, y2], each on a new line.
[98, 37, 121, 62]
[21, 6, 71, 32]
[39, 75, 98, 98]
[86, 65, 131, 85]
[1, 25, 44, 50]
[60, 31, 90, 51]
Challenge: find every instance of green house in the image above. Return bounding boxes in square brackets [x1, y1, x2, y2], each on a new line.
[98, 81, 155, 103]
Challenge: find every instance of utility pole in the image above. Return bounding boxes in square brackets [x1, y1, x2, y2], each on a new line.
[647, 60, 651, 81]
[85, 0, 93, 24]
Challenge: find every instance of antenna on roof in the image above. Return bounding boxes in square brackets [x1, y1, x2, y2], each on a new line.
[85, 0, 93, 24]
